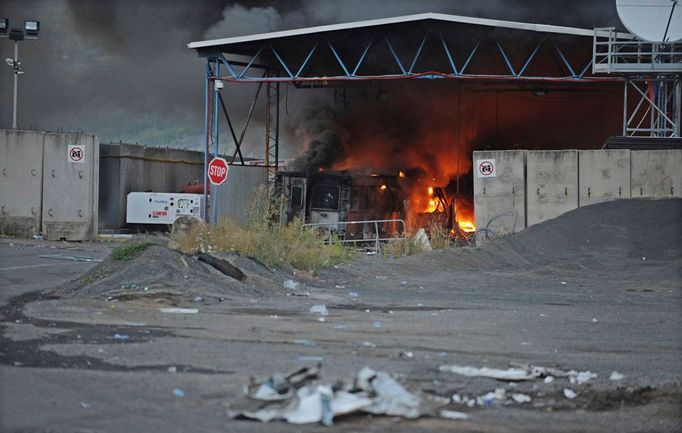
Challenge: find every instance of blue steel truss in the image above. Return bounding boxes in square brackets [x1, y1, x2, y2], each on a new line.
[204, 30, 615, 83]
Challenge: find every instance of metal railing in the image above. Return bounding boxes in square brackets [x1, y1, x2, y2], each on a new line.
[304, 219, 407, 255]
[593, 27, 682, 74]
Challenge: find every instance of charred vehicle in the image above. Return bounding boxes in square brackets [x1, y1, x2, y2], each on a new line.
[275, 170, 407, 240]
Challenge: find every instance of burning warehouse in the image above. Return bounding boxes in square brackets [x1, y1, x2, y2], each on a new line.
[188, 13, 651, 241]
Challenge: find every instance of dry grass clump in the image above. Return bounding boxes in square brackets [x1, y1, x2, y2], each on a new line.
[176, 187, 352, 272]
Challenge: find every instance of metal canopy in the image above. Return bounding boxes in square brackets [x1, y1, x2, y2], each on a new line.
[189, 12, 602, 50]
[189, 13, 632, 84]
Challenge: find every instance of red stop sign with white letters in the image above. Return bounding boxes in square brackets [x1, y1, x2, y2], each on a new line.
[207, 157, 229, 185]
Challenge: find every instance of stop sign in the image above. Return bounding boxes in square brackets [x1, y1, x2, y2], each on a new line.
[207, 157, 229, 185]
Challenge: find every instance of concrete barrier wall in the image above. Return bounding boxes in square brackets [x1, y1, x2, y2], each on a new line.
[211, 165, 269, 226]
[0, 130, 45, 237]
[99, 144, 204, 229]
[475, 148, 681, 237]
[578, 149, 631, 206]
[473, 150, 526, 237]
[630, 150, 682, 199]
[526, 150, 579, 227]
[42, 133, 99, 241]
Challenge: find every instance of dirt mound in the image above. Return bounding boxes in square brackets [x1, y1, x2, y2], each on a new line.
[54, 244, 305, 304]
[443, 199, 682, 271]
[472, 199, 682, 268]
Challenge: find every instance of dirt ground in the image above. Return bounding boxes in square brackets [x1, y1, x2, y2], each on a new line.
[0, 199, 681, 432]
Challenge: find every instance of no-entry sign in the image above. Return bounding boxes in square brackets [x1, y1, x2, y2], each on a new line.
[476, 159, 496, 178]
[207, 157, 229, 185]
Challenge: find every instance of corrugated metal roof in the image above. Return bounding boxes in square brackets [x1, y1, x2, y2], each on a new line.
[188, 12, 622, 50]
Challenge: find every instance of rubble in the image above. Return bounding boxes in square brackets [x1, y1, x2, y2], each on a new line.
[227, 366, 468, 425]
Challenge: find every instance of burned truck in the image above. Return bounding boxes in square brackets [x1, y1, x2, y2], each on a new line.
[275, 170, 408, 241]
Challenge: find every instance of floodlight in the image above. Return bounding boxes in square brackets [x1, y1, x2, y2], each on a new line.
[9, 29, 24, 41]
[25, 20, 39, 36]
[0, 18, 8, 33]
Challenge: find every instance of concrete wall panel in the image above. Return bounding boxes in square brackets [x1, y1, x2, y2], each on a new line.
[579, 149, 631, 206]
[0, 129, 45, 237]
[630, 150, 682, 198]
[473, 150, 526, 238]
[42, 133, 99, 240]
[212, 165, 269, 226]
[526, 150, 578, 227]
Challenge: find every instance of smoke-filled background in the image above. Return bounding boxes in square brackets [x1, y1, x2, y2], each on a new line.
[1, 0, 622, 157]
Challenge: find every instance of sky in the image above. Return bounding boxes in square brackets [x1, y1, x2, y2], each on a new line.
[0, 1, 622, 157]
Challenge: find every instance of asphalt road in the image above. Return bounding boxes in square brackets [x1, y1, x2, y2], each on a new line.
[0, 199, 680, 433]
[0, 239, 113, 305]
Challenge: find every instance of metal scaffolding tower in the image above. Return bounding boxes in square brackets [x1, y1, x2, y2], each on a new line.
[593, 28, 682, 137]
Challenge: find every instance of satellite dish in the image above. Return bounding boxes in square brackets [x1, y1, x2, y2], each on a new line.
[616, 0, 682, 42]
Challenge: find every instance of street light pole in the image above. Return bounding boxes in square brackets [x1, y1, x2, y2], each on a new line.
[12, 40, 18, 129]
[1, 18, 39, 130]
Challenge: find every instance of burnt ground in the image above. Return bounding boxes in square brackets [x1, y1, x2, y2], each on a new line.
[0, 199, 681, 432]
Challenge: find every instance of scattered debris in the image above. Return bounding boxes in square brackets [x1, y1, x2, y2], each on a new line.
[373, 321, 382, 329]
[38, 253, 102, 263]
[173, 388, 185, 398]
[478, 388, 505, 407]
[544, 376, 555, 384]
[375, 276, 387, 280]
[348, 292, 359, 298]
[283, 279, 301, 290]
[333, 325, 347, 331]
[227, 366, 452, 425]
[309, 305, 329, 316]
[193, 296, 203, 303]
[609, 371, 625, 381]
[80, 402, 91, 409]
[569, 371, 597, 385]
[291, 339, 315, 347]
[317, 317, 326, 323]
[439, 365, 538, 381]
[168, 366, 177, 374]
[511, 393, 531, 403]
[159, 308, 198, 314]
[399, 351, 414, 359]
[563, 388, 577, 399]
[439, 409, 469, 420]
[197, 253, 246, 281]
[32, 235, 43, 240]
[361, 342, 376, 348]
[112, 334, 130, 340]
[413, 228, 432, 252]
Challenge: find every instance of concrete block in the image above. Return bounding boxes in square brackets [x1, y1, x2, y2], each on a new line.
[0, 129, 45, 237]
[42, 133, 99, 241]
[211, 165, 269, 226]
[473, 150, 526, 239]
[630, 150, 682, 198]
[526, 150, 578, 227]
[579, 149, 631, 206]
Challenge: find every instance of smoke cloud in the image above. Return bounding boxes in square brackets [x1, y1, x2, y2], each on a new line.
[0, 0, 621, 153]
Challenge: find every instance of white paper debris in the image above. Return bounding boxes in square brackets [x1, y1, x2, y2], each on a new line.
[159, 308, 198, 314]
[439, 365, 538, 381]
[544, 376, 555, 384]
[439, 409, 469, 420]
[563, 388, 577, 399]
[283, 279, 300, 290]
[568, 370, 597, 385]
[609, 371, 625, 381]
[309, 305, 329, 316]
[511, 393, 531, 403]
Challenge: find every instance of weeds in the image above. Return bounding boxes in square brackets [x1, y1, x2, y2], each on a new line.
[112, 240, 156, 261]
[176, 187, 353, 272]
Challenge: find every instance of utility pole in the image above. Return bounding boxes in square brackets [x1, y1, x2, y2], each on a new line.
[1, 18, 40, 129]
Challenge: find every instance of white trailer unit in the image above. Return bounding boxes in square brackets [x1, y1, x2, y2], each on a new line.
[126, 192, 203, 224]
